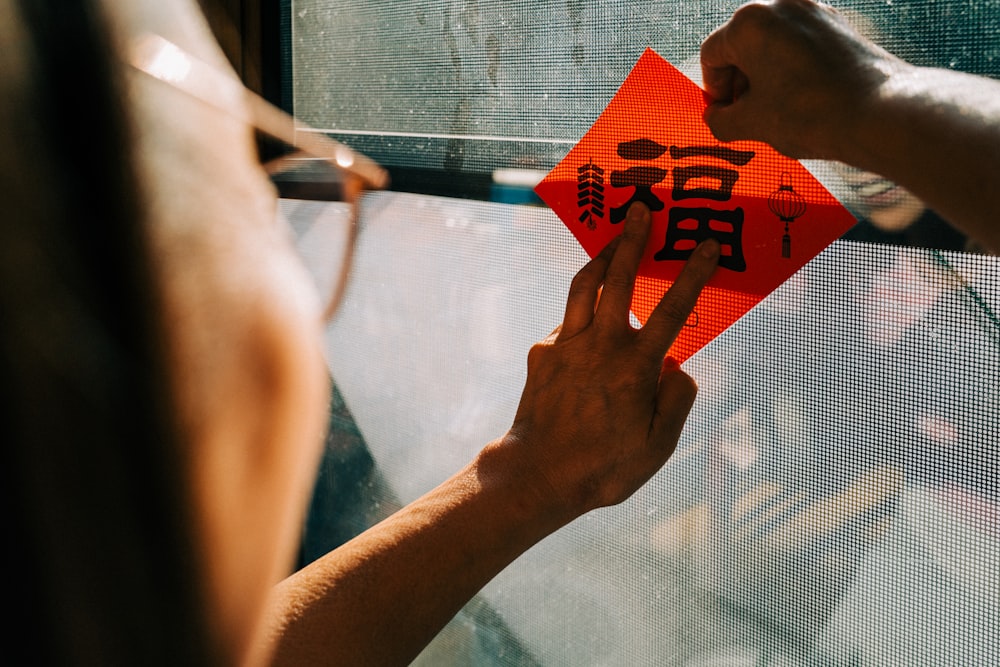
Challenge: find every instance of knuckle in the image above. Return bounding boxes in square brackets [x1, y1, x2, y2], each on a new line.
[736, 1, 774, 23]
[687, 262, 717, 289]
[728, 2, 782, 42]
[602, 269, 635, 293]
[526, 341, 550, 366]
[621, 224, 647, 243]
[657, 296, 694, 326]
[569, 269, 598, 295]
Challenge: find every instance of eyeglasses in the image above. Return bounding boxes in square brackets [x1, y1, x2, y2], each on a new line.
[127, 33, 390, 322]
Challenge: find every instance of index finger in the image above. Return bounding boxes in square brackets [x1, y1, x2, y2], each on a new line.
[593, 202, 653, 325]
[639, 239, 721, 358]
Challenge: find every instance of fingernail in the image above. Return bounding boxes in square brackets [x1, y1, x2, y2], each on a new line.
[662, 355, 681, 372]
[627, 201, 649, 222]
[698, 238, 720, 259]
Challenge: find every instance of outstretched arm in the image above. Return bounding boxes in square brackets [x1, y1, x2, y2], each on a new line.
[254, 203, 720, 666]
[700, 0, 1000, 252]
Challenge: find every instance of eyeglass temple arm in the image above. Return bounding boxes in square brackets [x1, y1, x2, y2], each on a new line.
[129, 33, 389, 191]
[246, 93, 389, 190]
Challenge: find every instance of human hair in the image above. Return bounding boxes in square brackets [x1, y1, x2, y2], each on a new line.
[0, 1, 218, 663]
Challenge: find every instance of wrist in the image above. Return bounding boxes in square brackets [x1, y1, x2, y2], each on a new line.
[473, 432, 575, 535]
[829, 59, 917, 168]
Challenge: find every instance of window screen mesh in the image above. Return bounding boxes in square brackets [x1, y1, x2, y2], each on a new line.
[286, 1, 1000, 665]
[290, 0, 999, 176]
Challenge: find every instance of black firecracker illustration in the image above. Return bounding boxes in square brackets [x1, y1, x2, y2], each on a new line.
[576, 160, 605, 230]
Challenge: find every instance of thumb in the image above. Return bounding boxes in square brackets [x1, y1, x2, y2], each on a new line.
[650, 357, 698, 458]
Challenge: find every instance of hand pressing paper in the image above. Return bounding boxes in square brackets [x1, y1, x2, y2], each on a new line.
[535, 48, 857, 362]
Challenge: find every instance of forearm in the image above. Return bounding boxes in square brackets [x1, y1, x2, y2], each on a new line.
[251, 203, 717, 666]
[701, 0, 1000, 253]
[258, 438, 564, 667]
[844, 66, 1000, 252]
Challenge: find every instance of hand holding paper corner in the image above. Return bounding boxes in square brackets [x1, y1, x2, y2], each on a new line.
[535, 48, 857, 362]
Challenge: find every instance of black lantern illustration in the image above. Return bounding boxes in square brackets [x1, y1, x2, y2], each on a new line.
[767, 172, 807, 258]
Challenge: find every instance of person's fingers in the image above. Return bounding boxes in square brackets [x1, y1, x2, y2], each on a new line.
[700, 3, 758, 101]
[701, 54, 752, 143]
[594, 202, 651, 325]
[559, 235, 621, 340]
[703, 97, 752, 143]
[640, 239, 720, 358]
[706, 67, 749, 105]
[700, 24, 737, 104]
[649, 357, 698, 457]
[700, 3, 767, 141]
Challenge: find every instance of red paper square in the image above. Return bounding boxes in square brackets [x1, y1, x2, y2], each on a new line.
[535, 48, 857, 362]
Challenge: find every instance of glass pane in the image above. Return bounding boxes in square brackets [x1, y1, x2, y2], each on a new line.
[287, 1, 1000, 664]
